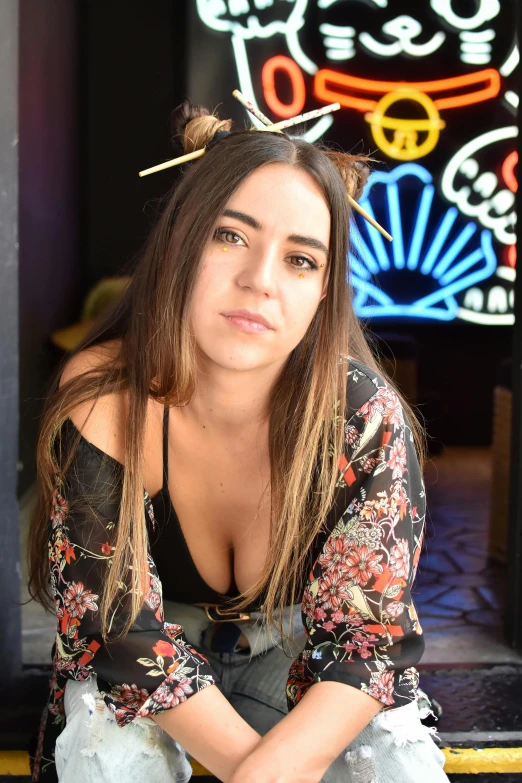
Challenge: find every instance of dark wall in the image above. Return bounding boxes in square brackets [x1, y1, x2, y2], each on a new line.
[370, 322, 513, 449]
[18, 0, 189, 494]
[1, 0, 21, 684]
[18, 0, 83, 497]
[82, 0, 188, 286]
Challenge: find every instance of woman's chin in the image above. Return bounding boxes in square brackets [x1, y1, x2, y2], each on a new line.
[197, 344, 279, 373]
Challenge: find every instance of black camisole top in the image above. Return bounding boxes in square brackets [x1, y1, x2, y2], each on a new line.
[149, 406, 285, 612]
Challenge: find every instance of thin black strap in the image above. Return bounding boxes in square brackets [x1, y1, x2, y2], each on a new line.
[162, 406, 169, 493]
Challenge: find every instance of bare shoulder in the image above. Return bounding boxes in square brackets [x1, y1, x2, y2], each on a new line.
[59, 340, 128, 465]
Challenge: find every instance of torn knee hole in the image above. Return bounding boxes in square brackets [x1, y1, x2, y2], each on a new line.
[345, 745, 378, 783]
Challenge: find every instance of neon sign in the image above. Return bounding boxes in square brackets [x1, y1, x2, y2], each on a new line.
[441, 126, 517, 246]
[429, 0, 500, 31]
[349, 164, 498, 321]
[192, 0, 517, 325]
[314, 68, 500, 161]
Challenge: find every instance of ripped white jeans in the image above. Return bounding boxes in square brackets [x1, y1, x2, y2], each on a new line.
[54, 603, 449, 782]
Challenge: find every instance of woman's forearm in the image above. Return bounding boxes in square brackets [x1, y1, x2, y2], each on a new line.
[151, 682, 262, 782]
[230, 681, 384, 783]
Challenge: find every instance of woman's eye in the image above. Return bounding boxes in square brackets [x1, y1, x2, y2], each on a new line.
[289, 256, 319, 272]
[214, 228, 243, 245]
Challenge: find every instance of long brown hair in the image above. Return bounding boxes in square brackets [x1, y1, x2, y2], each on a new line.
[28, 101, 426, 644]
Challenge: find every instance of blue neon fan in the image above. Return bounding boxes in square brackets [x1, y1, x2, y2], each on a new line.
[349, 164, 498, 321]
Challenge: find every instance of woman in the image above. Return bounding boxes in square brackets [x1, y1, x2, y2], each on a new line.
[28, 101, 448, 782]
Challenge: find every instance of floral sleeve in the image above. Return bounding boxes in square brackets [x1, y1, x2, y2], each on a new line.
[286, 368, 426, 712]
[33, 424, 218, 781]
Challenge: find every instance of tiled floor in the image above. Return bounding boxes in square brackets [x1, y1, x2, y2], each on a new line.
[416, 447, 521, 666]
[18, 447, 522, 666]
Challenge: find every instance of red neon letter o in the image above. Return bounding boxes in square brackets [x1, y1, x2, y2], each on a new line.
[262, 56, 306, 119]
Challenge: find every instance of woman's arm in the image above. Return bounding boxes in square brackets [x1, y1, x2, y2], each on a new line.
[230, 377, 427, 782]
[47, 354, 264, 782]
[229, 681, 382, 783]
[151, 683, 261, 782]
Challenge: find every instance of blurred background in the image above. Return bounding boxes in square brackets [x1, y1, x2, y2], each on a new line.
[1, 1, 522, 778]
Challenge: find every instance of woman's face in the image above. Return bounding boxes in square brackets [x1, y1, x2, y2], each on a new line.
[189, 162, 331, 374]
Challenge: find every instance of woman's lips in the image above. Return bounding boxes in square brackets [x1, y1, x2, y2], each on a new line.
[221, 314, 270, 333]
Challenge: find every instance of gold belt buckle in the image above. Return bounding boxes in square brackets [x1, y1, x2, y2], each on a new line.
[200, 604, 251, 623]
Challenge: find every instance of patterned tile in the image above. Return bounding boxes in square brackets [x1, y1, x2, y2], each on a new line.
[412, 584, 453, 603]
[420, 605, 463, 619]
[435, 588, 489, 612]
[446, 551, 489, 574]
[439, 573, 491, 588]
[420, 551, 460, 575]
[464, 609, 504, 627]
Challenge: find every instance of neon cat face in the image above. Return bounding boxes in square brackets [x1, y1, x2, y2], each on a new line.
[197, 1, 506, 67]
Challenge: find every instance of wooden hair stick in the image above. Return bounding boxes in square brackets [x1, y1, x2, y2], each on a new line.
[232, 91, 392, 242]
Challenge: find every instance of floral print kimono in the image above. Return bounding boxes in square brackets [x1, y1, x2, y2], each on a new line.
[32, 359, 426, 781]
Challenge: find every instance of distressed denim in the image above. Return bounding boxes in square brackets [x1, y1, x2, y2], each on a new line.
[55, 602, 449, 782]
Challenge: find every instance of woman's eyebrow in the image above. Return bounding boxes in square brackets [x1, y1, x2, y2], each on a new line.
[287, 233, 329, 257]
[222, 208, 261, 230]
[221, 209, 329, 257]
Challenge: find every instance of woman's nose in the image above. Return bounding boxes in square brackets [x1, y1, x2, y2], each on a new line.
[236, 249, 279, 296]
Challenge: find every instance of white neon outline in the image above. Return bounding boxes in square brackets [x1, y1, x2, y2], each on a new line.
[359, 16, 445, 59]
[457, 308, 514, 325]
[460, 29, 495, 43]
[496, 266, 516, 282]
[461, 54, 492, 66]
[286, 25, 318, 75]
[429, 0, 500, 30]
[326, 50, 356, 61]
[231, 36, 266, 129]
[440, 126, 518, 246]
[196, 0, 308, 40]
[487, 285, 509, 313]
[319, 24, 355, 37]
[500, 44, 519, 77]
[323, 37, 355, 48]
[463, 287, 484, 311]
[461, 42, 492, 53]
[505, 91, 519, 109]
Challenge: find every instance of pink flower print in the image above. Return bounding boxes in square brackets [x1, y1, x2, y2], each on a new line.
[388, 439, 407, 479]
[344, 424, 359, 445]
[390, 542, 410, 581]
[171, 677, 194, 705]
[318, 535, 351, 574]
[63, 582, 99, 619]
[145, 673, 194, 712]
[368, 670, 395, 705]
[332, 610, 344, 624]
[386, 601, 405, 618]
[389, 539, 410, 579]
[317, 571, 353, 610]
[362, 457, 377, 474]
[359, 388, 402, 425]
[111, 683, 149, 710]
[345, 545, 384, 587]
[322, 620, 336, 632]
[381, 390, 403, 429]
[351, 630, 380, 659]
[145, 588, 161, 612]
[50, 489, 69, 528]
[314, 606, 327, 621]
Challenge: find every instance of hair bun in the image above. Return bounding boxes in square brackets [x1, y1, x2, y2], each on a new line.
[324, 150, 372, 201]
[170, 99, 233, 155]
